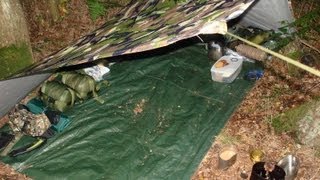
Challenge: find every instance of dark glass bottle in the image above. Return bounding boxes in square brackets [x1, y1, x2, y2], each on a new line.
[250, 162, 286, 180]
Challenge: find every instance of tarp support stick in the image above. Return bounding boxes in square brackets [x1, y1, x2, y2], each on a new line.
[225, 31, 320, 77]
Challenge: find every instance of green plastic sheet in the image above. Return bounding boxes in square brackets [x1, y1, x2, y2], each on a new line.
[4, 45, 256, 179]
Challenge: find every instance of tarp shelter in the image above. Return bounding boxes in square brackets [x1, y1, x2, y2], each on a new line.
[0, 0, 293, 179]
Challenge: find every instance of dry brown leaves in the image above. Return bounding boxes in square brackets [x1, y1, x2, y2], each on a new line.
[0, 162, 31, 180]
[20, 0, 112, 62]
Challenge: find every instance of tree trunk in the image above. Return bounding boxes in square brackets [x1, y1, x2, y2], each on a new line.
[0, 0, 34, 80]
[48, 0, 60, 23]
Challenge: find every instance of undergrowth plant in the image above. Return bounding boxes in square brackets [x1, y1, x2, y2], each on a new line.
[271, 101, 311, 134]
[86, 0, 126, 20]
[268, 4, 320, 50]
[292, 5, 320, 39]
[87, 0, 106, 20]
[217, 131, 241, 145]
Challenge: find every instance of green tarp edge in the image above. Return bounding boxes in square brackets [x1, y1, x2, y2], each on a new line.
[3, 44, 258, 179]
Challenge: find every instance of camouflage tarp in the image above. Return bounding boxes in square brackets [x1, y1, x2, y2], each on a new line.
[19, 0, 255, 76]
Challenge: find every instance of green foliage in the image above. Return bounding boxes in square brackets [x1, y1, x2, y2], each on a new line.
[87, 0, 127, 20]
[292, 7, 320, 39]
[287, 50, 303, 60]
[87, 0, 107, 20]
[274, 6, 320, 41]
[268, 32, 294, 51]
[286, 50, 304, 76]
[271, 101, 311, 134]
[271, 116, 295, 134]
[265, 6, 320, 50]
[0, 43, 33, 80]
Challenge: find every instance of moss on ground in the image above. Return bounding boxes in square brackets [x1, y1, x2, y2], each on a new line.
[271, 101, 315, 134]
[0, 43, 33, 80]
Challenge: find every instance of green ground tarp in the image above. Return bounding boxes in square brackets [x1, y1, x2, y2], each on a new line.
[3, 44, 257, 179]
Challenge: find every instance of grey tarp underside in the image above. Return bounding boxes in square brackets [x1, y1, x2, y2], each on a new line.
[240, 0, 294, 30]
[0, 74, 51, 117]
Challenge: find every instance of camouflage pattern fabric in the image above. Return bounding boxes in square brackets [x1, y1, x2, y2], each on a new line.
[20, 0, 255, 76]
[8, 105, 51, 137]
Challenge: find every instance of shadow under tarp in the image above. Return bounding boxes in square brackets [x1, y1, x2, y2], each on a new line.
[3, 45, 258, 179]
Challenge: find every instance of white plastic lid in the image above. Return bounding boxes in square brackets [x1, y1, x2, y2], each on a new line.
[211, 56, 243, 77]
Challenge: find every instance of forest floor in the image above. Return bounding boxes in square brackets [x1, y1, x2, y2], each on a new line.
[1, 0, 320, 179]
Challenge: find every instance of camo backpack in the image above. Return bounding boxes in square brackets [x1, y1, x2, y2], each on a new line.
[8, 104, 51, 137]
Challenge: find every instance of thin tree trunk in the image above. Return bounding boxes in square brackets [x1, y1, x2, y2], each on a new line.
[48, 0, 60, 23]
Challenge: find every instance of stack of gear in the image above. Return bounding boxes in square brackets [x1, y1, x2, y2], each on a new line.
[0, 103, 71, 157]
[8, 104, 51, 137]
[40, 70, 104, 112]
[1, 104, 51, 157]
[1, 69, 104, 157]
[44, 110, 70, 133]
[61, 71, 101, 100]
[25, 98, 71, 133]
[40, 81, 76, 112]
